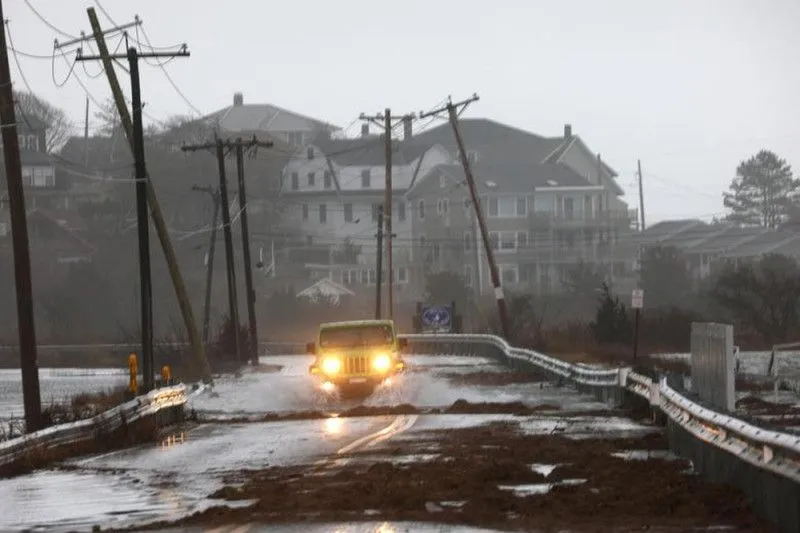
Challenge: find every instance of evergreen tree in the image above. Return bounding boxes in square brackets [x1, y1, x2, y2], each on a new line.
[724, 150, 799, 228]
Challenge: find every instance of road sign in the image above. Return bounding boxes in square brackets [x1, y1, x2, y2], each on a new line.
[421, 305, 452, 331]
[632, 289, 644, 309]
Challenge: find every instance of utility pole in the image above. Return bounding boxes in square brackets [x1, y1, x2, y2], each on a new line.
[83, 97, 89, 167]
[126, 46, 153, 392]
[66, 9, 213, 385]
[0, 0, 42, 431]
[193, 185, 221, 347]
[182, 137, 272, 365]
[420, 94, 511, 340]
[235, 139, 261, 365]
[374, 206, 384, 319]
[637, 159, 646, 232]
[359, 109, 415, 321]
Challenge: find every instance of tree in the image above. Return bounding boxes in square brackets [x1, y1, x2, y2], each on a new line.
[711, 254, 800, 344]
[590, 282, 631, 344]
[639, 245, 691, 309]
[425, 271, 469, 312]
[561, 260, 607, 298]
[331, 238, 361, 264]
[14, 91, 71, 152]
[94, 98, 122, 137]
[724, 150, 800, 228]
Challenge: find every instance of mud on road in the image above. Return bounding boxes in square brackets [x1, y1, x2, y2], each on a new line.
[132, 416, 771, 533]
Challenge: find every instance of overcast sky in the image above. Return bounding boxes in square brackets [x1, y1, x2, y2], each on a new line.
[5, 0, 800, 224]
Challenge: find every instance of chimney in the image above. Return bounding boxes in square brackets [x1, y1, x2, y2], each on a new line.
[564, 124, 572, 138]
[361, 124, 369, 137]
[403, 116, 413, 141]
[233, 92, 243, 106]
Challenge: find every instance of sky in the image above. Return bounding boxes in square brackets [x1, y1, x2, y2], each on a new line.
[4, 0, 800, 224]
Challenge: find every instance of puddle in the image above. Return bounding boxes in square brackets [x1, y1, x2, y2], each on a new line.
[612, 450, 679, 461]
[530, 463, 560, 477]
[498, 478, 587, 495]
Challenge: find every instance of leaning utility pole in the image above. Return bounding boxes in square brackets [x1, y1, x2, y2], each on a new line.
[374, 206, 384, 320]
[359, 109, 415, 321]
[183, 137, 272, 365]
[420, 94, 511, 340]
[193, 185, 221, 347]
[0, 0, 42, 431]
[66, 8, 213, 385]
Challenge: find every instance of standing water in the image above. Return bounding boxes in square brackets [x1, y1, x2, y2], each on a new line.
[0, 368, 128, 422]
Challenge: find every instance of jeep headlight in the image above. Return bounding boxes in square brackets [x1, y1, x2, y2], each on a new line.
[372, 353, 392, 372]
[321, 356, 341, 375]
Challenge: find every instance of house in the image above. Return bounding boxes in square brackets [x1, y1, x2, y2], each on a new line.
[278, 126, 452, 300]
[406, 120, 633, 294]
[613, 220, 800, 288]
[203, 92, 340, 147]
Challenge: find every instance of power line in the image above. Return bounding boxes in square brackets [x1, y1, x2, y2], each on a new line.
[23, 0, 77, 39]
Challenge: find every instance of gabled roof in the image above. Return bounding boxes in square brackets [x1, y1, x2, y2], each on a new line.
[312, 136, 435, 167]
[409, 161, 594, 196]
[412, 118, 565, 166]
[204, 102, 339, 135]
[296, 277, 354, 299]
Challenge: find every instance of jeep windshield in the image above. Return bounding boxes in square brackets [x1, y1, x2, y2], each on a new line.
[319, 325, 394, 349]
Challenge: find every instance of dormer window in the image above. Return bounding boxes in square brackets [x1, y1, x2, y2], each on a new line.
[361, 169, 371, 188]
[307, 147, 314, 160]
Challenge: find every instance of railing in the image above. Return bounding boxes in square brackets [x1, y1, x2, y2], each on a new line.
[400, 333, 800, 485]
[0, 384, 187, 470]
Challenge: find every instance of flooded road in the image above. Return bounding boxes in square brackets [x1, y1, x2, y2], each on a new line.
[0, 354, 636, 532]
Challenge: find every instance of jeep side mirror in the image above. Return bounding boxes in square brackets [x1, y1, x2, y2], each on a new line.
[306, 342, 316, 354]
[398, 338, 408, 349]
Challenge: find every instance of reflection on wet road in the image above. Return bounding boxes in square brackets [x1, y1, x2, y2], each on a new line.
[158, 522, 507, 532]
[0, 354, 609, 532]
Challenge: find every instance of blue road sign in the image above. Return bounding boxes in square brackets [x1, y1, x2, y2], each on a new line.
[422, 305, 452, 330]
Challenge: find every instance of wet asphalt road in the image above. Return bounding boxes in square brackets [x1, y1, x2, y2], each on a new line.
[0, 354, 615, 532]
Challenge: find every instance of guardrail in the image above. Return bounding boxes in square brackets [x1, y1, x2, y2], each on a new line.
[0, 384, 187, 472]
[401, 333, 800, 532]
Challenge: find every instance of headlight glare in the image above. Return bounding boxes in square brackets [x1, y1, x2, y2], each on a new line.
[372, 353, 392, 372]
[321, 356, 341, 375]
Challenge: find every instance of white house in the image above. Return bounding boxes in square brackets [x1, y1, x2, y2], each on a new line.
[279, 129, 452, 297]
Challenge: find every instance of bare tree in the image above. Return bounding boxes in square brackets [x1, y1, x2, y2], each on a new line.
[14, 91, 72, 152]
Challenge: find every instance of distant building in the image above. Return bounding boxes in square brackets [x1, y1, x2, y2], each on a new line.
[408, 120, 633, 294]
[203, 92, 340, 147]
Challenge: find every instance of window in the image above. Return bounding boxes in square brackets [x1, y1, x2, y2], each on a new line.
[308, 172, 315, 186]
[31, 167, 54, 188]
[397, 201, 406, 222]
[372, 203, 380, 222]
[368, 269, 376, 284]
[306, 235, 313, 245]
[21, 167, 32, 186]
[319, 204, 327, 224]
[516, 197, 527, 216]
[464, 265, 473, 287]
[488, 197, 498, 217]
[396, 267, 408, 283]
[344, 203, 353, 223]
[432, 243, 441, 261]
[419, 235, 426, 248]
[500, 265, 519, 284]
[307, 147, 314, 160]
[439, 174, 446, 188]
[517, 231, 528, 250]
[28, 135, 38, 152]
[437, 198, 449, 215]
[564, 197, 575, 220]
[463, 231, 472, 251]
[324, 171, 332, 189]
[418, 199, 425, 219]
[291, 172, 299, 190]
[302, 204, 309, 221]
[361, 169, 371, 188]
[499, 232, 516, 251]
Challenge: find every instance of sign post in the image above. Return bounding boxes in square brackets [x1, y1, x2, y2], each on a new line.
[631, 289, 644, 360]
